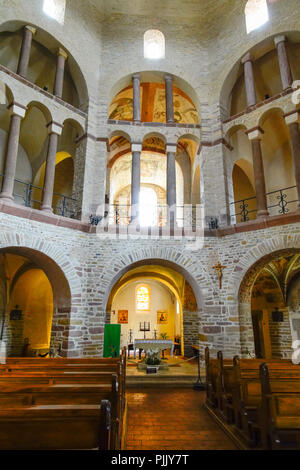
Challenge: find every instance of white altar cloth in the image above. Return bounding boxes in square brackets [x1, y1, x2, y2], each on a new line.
[133, 339, 174, 358]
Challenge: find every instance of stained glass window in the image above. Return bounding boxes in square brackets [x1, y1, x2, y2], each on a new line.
[245, 0, 269, 34]
[137, 286, 150, 310]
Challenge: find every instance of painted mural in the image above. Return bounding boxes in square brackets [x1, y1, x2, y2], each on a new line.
[109, 83, 198, 124]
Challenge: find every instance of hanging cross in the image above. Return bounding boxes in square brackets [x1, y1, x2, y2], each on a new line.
[212, 261, 227, 289]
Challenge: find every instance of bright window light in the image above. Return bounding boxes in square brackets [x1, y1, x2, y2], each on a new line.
[245, 0, 269, 34]
[176, 301, 180, 315]
[144, 30, 165, 59]
[139, 187, 158, 226]
[136, 286, 150, 310]
[43, 0, 66, 24]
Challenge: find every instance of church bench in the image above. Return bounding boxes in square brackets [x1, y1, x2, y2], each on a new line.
[0, 401, 113, 450]
[204, 347, 232, 410]
[232, 357, 296, 446]
[258, 363, 300, 450]
[215, 351, 235, 424]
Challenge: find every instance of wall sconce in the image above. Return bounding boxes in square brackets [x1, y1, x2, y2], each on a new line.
[272, 307, 284, 322]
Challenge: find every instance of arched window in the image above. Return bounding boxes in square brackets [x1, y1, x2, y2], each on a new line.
[245, 0, 269, 34]
[144, 30, 165, 59]
[43, 0, 66, 24]
[136, 285, 150, 311]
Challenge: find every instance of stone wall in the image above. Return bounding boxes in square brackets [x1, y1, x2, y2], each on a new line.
[0, 211, 298, 358]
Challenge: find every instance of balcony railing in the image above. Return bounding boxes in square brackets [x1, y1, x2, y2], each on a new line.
[230, 185, 299, 223]
[108, 204, 203, 228]
[0, 175, 78, 219]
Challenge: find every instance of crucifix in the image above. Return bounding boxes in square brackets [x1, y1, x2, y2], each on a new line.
[212, 261, 227, 289]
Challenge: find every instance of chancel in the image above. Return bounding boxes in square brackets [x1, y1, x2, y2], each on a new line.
[0, 0, 300, 452]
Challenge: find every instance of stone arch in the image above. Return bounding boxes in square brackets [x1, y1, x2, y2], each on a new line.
[0, 20, 89, 108]
[258, 106, 285, 128]
[108, 71, 201, 120]
[0, 230, 81, 356]
[100, 246, 207, 311]
[102, 247, 207, 356]
[229, 235, 300, 355]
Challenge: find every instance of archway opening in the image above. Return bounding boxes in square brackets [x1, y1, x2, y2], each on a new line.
[105, 261, 200, 358]
[239, 249, 300, 359]
[0, 247, 71, 357]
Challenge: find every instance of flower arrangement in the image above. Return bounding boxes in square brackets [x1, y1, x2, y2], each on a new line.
[144, 348, 161, 365]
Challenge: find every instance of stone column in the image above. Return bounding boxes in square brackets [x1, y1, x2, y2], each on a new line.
[165, 74, 174, 123]
[131, 143, 142, 221]
[17, 25, 36, 78]
[274, 35, 293, 91]
[285, 111, 300, 209]
[53, 48, 68, 99]
[132, 73, 141, 122]
[166, 143, 177, 224]
[241, 52, 257, 108]
[0, 103, 27, 202]
[41, 122, 63, 213]
[247, 128, 269, 218]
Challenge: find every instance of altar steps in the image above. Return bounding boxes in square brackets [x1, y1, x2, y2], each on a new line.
[126, 370, 205, 388]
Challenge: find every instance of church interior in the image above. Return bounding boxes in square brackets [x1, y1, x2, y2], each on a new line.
[0, 0, 300, 452]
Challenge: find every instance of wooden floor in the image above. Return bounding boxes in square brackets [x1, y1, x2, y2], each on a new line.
[126, 388, 237, 450]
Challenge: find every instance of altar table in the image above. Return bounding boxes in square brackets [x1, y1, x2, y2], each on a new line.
[133, 339, 174, 359]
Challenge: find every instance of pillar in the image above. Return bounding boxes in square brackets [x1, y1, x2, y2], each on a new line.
[0, 103, 27, 202]
[131, 143, 142, 221]
[165, 74, 174, 123]
[285, 111, 300, 210]
[274, 35, 293, 91]
[41, 122, 63, 213]
[132, 73, 141, 122]
[166, 143, 177, 224]
[247, 128, 269, 218]
[53, 48, 68, 99]
[17, 25, 36, 78]
[241, 52, 257, 108]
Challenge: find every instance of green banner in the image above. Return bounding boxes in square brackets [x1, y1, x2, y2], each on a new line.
[103, 324, 121, 358]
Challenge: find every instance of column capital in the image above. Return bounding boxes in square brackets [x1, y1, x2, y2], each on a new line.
[47, 121, 63, 136]
[284, 110, 300, 125]
[24, 25, 37, 35]
[132, 73, 141, 80]
[166, 143, 177, 153]
[274, 35, 287, 47]
[165, 74, 173, 82]
[131, 142, 142, 152]
[57, 47, 68, 60]
[241, 52, 252, 65]
[8, 102, 27, 118]
[246, 126, 264, 141]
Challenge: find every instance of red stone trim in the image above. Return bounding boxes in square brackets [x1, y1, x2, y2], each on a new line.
[245, 126, 264, 135]
[283, 109, 300, 118]
[8, 101, 27, 111]
[199, 138, 233, 152]
[0, 202, 91, 233]
[223, 87, 295, 124]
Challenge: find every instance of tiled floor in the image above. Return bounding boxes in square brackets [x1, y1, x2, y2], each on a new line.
[126, 388, 237, 450]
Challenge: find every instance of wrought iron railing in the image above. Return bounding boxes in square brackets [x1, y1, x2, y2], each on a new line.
[230, 185, 298, 223]
[0, 175, 78, 219]
[108, 204, 203, 228]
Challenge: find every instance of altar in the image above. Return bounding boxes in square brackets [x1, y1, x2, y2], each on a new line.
[133, 339, 174, 358]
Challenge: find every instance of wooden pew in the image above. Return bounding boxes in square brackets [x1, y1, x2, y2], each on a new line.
[232, 357, 292, 446]
[259, 363, 300, 450]
[0, 350, 127, 450]
[215, 351, 235, 424]
[0, 400, 113, 450]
